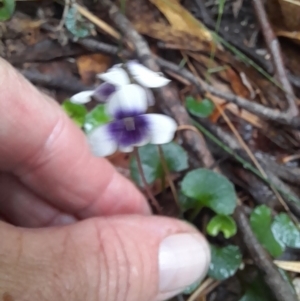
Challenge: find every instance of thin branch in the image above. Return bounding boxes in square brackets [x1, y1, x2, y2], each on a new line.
[21, 69, 93, 93]
[234, 206, 298, 301]
[251, 0, 298, 117]
[133, 147, 162, 214]
[157, 57, 300, 128]
[98, 0, 216, 168]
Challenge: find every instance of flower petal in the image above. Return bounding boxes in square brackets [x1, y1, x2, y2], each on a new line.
[87, 124, 118, 157]
[93, 82, 117, 102]
[106, 84, 148, 119]
[97, 66, 130, 86]
[143, 114, 177, 144]
[145, 88, 155, 106]
[70, 91, 94, 104]
[118, 145, 134, 153]
[127, 61, 171, 88]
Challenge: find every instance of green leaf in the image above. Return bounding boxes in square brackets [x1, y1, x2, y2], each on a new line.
[84, 104, 111, 133]
[208, 245, 242, 280]
[186, 96, 214, 118]
[178, 192, 198, 211]
[0, 0, 15, 21]
[239, 273, 276, 301]
[62, 100, 87, 127]
[65, 7, 95, 39]
[271, 213, 300, 248]
[207, 215, 237, 238]
[130, 143, 188, 186]
[181, 168, 237, 215]
[250, 205, 284, 258]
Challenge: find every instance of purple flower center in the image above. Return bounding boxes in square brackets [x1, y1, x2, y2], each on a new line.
[108, 115, 149, 147]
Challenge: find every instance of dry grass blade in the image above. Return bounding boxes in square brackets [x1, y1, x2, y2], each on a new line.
[274, 260, 300, 273]
[187, 278, 220, 301]
[73, 3, 120, 40]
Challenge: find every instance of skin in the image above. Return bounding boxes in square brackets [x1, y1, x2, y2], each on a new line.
[0, 58, 205, 301]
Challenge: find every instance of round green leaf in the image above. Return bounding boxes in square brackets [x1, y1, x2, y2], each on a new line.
[207, 215, 237, 238]
[84, 104, 111, 133]
[0, 0, 15, 21]
[186, 96, 214, 118]
[181, 168, 237, 215]
[130, 143, 188, 187]
[250, 205, 284, 258]
[62, 100, 87, 127]
[208, 245, 242, 280]
[271, 213, 300, 248]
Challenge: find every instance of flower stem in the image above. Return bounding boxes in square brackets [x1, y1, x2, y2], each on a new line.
[157, 145, 180, 209]
[133, 147, 162, 214]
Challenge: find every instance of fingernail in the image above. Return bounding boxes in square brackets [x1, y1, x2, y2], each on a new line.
[158, 233, 211, 295]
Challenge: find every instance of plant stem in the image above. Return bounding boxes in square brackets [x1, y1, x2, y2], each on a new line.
[157, 145, 180, 208]
[133, 147, 162, 214]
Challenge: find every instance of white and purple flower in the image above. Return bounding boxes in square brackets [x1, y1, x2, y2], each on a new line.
[70, 60, 171, 105]
[87, 84, 177, 157]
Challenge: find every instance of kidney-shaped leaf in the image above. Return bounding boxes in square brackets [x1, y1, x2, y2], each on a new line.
[186, 96, 214, 118]
[250, 205, 284, 258]
[181, 169, 237, 215]
[207, 215, 237, 238]
[208, 244, 242, 280]
[130, 143, 188, 187]
[271, 213, 300, 248]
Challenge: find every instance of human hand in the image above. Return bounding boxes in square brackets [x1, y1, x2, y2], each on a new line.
[0, 58, 210, 301]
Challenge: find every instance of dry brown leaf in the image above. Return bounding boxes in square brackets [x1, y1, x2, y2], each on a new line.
[76, 54, 111, 85]
[226, 68, 250, 98]
[134, 22, 212, 51]
[267, 0, 300, 32]
[276, 29, 300, 42]
[148, 0, 213, 42]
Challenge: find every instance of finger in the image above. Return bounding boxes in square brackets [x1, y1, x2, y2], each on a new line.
[0, 216, 211, 301]
[0, 58, 150, 217]
[0, 173, 78, 227]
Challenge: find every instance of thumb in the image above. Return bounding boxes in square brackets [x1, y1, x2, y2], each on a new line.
[0, 216, 210, 301]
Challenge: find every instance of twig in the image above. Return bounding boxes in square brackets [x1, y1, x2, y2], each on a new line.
[252, 0, 298, 117]
[99, 0, 216, 168]
[157, 57, 300, 128]
[256, 152, 300, 185]
[133, 147, 162, 214]
[78, 38, 130, 58]
[21, 69, 93, 93]
[234, 206, 298, 301]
